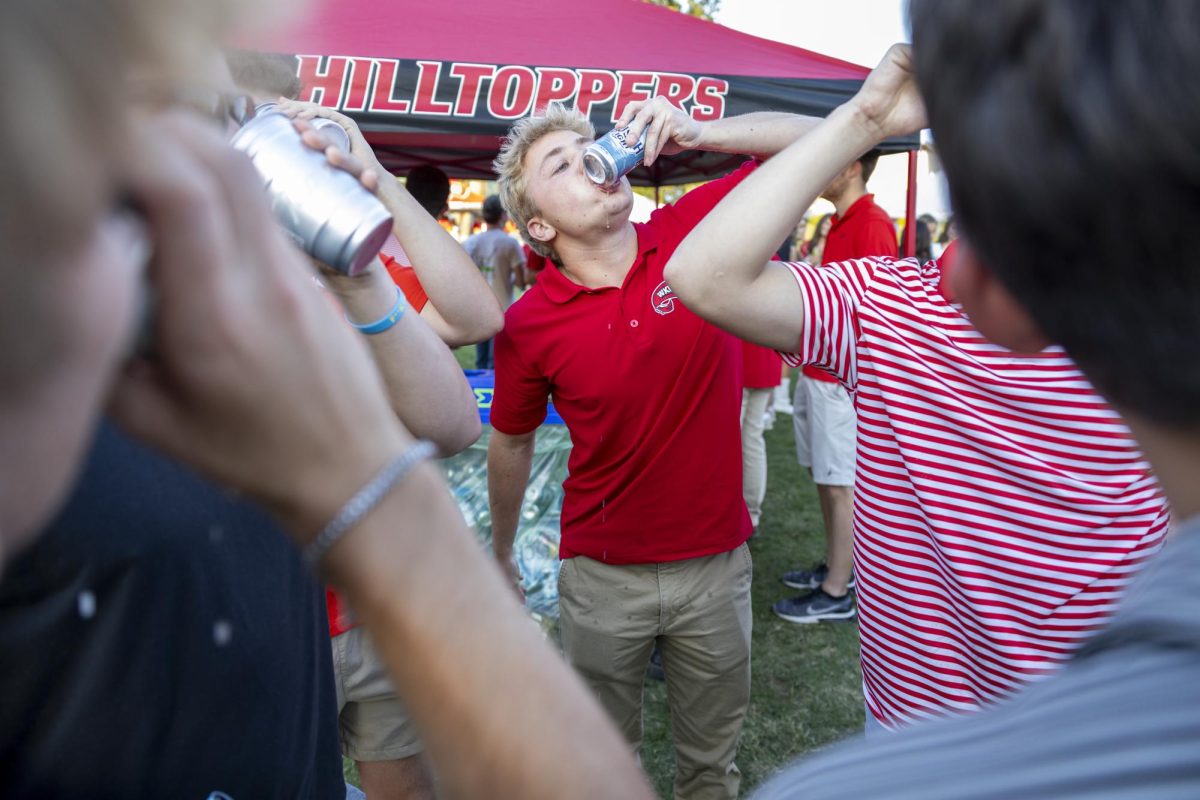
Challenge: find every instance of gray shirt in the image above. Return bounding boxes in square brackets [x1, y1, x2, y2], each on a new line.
[755, 518, 1200, 800]
[463, 228, 525, 309]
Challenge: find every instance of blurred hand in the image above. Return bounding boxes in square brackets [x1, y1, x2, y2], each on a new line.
[109, 110, 412, 540]
[847, 44, 928, 141]
[275, 99, 378, 164]
[273, 99, 384, 217]
[275, 100, 387, 288]
[616, 96, 703, 166]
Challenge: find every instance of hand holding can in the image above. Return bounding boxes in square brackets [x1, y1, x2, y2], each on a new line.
[230, 106, 392, 276]
[583, 128, 645, 187]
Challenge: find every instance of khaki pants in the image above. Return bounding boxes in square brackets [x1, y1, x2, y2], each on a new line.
[559, 544, 753, 800]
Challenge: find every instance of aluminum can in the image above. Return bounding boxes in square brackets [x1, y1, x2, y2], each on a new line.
[230, 106, 392, 276]
[583, 127, 645, 186]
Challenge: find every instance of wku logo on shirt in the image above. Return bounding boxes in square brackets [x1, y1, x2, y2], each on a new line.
[651, 280, 677, 315]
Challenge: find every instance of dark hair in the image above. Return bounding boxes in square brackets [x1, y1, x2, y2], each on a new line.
[906, 220, 932, 263]
[910, 0, 1200, 427]
[405, 165, 451, 219]
[859, 149, 882, 184]
[482, 194, 505, 226]
[225, 50, 302, 100]
[937, 214, 956, 245]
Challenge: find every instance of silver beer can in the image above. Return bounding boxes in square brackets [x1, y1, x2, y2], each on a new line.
[230, 107, 392, 276]
[583, 127, 645, 187]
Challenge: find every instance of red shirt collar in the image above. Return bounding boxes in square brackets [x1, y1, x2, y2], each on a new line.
[538, 222, 663, 304]
[830, 193, 877, 228]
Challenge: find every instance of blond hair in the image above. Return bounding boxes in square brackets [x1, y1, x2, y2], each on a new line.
[493, 103, 594, 261]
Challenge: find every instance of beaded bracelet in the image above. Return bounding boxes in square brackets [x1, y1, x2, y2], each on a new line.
[304, 440, 437, 571]
[347, 285, 406, 335]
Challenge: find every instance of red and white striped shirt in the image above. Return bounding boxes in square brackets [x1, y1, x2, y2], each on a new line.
[782, 254, 1168, 728]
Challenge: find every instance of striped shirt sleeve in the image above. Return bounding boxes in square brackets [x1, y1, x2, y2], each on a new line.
[780, 258, 879, 389]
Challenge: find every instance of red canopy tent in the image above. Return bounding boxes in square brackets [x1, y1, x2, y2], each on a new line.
[250, 0, 920, 246]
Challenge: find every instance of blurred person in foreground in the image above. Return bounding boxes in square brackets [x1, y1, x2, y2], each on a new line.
[0, 1, 650, 799]
[0, 45, 487, 798]
[756, 1, 1200, 793]
[665, 21, 1168, 737]
[670, 2, 1197, 795]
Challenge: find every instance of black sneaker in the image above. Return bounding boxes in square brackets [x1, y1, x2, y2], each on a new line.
[781, 562, 855, 591]
[773, 588, 856, 624]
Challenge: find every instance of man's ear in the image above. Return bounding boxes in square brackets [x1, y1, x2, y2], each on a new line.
[950, 243, 1051, 354]
[526, 215, 557, 248]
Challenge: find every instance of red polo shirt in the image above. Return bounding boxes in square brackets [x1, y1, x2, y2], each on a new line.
[743, 339, 782, 388]
[491, 162, 756, 565]
[803, 193, 896, 383]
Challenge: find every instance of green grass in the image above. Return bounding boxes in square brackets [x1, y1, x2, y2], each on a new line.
[454, 346, 477, 370]
[349, 364, 865, 795]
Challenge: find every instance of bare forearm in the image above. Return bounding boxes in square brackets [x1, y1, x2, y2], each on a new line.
[696, 111, 822, 158]
[326, 466, 652, 800]
[665, 104, 881, 349]
[487, 429, 535, 558]
[377, 179, 503, 345]
[331, 265, 481, 455]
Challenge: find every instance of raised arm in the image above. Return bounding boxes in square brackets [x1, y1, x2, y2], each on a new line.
[322, 262, 481, 456]
[663, 45, 926, 350]
[617, 102, 822, 164]
[279, 100, 503, 347]
[281, 113, 480, 455]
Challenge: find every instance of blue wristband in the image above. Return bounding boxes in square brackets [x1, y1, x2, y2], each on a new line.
[347, 286, 406, 335]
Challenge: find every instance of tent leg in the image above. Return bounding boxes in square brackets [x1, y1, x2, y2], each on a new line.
[654, 185, 661, 208]
[904, 150, 918, 257]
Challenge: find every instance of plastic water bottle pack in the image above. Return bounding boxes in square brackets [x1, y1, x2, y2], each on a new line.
[440, 372, 571, 637]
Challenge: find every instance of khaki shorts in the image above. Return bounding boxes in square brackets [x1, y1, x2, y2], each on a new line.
[332, 625, 423, 762]
[793, 375, 856, 486]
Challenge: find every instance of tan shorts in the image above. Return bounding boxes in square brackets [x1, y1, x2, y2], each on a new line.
[793, 374, 856, 486]
[332, 625, 423, 762]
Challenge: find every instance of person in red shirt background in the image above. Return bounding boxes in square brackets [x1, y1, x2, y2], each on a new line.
[487, 99, 819, 799]
[779, 150, 897, 625]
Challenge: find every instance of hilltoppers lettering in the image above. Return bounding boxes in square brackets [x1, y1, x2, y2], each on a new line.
[296, 55, 730, 122]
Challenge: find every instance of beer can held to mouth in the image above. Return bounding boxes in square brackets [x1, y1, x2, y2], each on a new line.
[583, 127, 645, 187]
[230, 105, 392, 276]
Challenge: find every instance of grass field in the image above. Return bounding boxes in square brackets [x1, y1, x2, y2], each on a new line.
[348, 356, 866, 795]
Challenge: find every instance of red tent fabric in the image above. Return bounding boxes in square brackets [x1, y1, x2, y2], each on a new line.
[250, 0, 918, 184]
